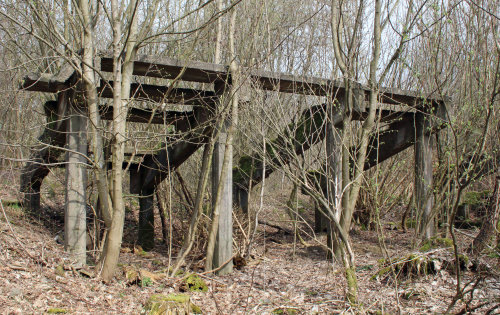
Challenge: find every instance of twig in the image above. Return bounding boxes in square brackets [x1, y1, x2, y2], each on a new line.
[258, 219, 292, 235]
[174, 254, 235, 285]
[196, 273, 226, 286]
[0, 198, 47, 266]
[198, 254, 236, 276]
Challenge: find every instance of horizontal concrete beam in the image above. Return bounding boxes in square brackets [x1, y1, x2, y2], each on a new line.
[97, 81, 216, 105]
[99, 106, 195, 126]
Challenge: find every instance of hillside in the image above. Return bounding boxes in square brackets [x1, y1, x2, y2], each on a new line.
[1, 177, 498, 314]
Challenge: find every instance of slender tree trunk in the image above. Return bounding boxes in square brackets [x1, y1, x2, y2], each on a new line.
[79, 0, 112, 228]
[469, 174, 500, 256]
[100, 0, 140, 281]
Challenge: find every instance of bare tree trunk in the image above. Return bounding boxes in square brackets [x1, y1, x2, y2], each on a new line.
[78, 0, 112, 228]
[468, 174, 500, 256]
[100, 0, 139, 281]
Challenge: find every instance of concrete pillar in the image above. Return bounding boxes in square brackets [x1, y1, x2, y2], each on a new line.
[415, 111, 435, 239]
[236, 186, 249, 213]
[314, 203, 329, 233]
[325, 97, 343, 258]
[138, 187, 156, 251]
[211, 82, 233, 275]
[326, 101, 343, 222]
[64, 101, 88, 267]
[130, 165, 156, 251]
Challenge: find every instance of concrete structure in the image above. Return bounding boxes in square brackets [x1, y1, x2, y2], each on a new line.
[20, 52, 448, 270]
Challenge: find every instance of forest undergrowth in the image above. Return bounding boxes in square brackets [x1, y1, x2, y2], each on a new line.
[0, 177, 498, 314]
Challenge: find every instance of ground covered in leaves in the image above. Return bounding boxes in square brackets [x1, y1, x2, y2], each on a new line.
[0, 185, 499, 314]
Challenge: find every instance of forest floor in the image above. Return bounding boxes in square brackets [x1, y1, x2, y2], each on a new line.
[0, 180, 499, 314]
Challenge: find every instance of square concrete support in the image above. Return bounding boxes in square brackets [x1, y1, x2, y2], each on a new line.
[65, 102, 88, 267]
[211, 119, 233, 275]
[212, 130, 233, 274]
[415, 111, 435, 239]
[325, 107, 343, 256]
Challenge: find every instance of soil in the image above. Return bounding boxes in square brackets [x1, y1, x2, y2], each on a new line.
[0, 180, 499, 314]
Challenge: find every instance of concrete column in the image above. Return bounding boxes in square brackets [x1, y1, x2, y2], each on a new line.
[138, 187, 156, 251]
[65, 101, 88, 267]
[415, 111, 435, 239]
[211, 82, 233, 274]
[325, 98, 343, 258]
[326, 99, 343, 222]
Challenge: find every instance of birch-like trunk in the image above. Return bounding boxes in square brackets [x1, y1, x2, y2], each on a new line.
[100, 0, 139, 281]
[78, 0, 112, 228]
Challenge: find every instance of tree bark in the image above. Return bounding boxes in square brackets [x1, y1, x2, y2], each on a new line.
[468, 175, 500, 256]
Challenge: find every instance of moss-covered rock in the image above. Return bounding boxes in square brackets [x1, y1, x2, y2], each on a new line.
[180, 274, 208, 292]
[143, 294, 201, 315]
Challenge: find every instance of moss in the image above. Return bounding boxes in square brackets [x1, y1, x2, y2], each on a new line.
[271, 308, 299, 314]
[234, 156, 255, 184]
[144, 294, 186, 314]
[419, 242, 432, 252]
[345, 267, 358, 305]
[387, 221, 398, 230]
[487, 252, 500, 259]
[140, 276, 153, 287]
[125, 267, 139, 283]
[458, 253, 469, 266]
[46, 308, 68, 314]
[153, 294, 189, 303]
[292, 107, 325, 145]
[183, 274, 208, 292]
[55, 265, 65, 277]
[371, 266, 391, 280]
[405, 219, 417, 228]
[144, 294, 200, 315]
[419, 237, 453, 252]
[462, 190, 490, 206]
[191, 304, 202, 314]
